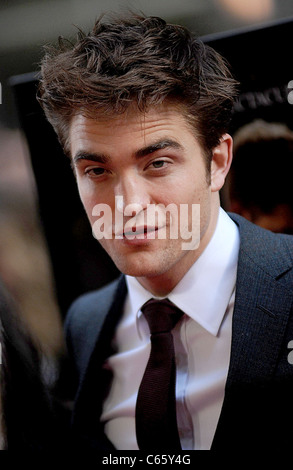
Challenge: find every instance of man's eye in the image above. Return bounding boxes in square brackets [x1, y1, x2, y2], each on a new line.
[151, 160, 166, 169]
[86, 167, 105, 176]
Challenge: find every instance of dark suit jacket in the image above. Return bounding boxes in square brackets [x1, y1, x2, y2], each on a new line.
[65, 213, 293, 451]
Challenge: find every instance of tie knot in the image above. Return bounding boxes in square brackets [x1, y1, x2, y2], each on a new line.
[141, 298, 183, 335]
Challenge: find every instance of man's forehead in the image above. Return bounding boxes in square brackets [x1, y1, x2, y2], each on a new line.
[69, 103, 194, 146]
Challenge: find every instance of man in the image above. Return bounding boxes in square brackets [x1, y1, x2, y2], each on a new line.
[38, 14, 293, 451]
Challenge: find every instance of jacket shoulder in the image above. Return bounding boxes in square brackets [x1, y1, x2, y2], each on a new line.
[229, 212, 293, 282]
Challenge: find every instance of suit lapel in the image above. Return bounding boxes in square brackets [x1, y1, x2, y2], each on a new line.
[226, 213, 293, 382]
[227, 254, 292, 383]
[212, 214, 293, 449]
[72, 275, 127, 450]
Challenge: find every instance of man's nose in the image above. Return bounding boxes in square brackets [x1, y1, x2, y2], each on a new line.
[115, 173, 150, 215]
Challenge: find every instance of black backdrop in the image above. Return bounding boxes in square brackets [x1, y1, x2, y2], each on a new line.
[10, 17, 293, 317]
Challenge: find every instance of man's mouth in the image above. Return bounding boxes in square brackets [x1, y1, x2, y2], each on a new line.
[122, 226, 158, 238]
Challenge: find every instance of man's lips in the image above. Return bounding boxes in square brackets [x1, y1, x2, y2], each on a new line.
[115, 226, 160, 238]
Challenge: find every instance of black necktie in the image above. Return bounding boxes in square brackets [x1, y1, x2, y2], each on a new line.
[135, 298, 183, 451]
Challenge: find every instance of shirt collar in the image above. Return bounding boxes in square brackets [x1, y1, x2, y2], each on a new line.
[125, 208, 240, 337]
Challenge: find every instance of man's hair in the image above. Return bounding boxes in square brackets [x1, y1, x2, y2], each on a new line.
[38, 13, 238, 160]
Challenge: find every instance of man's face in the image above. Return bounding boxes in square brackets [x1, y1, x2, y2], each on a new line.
[70, 103, 228, 294]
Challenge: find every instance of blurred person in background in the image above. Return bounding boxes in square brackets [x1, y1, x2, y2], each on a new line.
[226, 119, 293, 233]
[0, 127, 72, 448]
[0, 127, 64, 355]
[0, 278, 62, 449]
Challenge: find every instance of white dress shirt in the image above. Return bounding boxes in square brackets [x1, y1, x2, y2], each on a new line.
[101, 208, 240, 450]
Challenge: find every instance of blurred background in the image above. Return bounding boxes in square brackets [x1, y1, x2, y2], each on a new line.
[0, 0, 293, 375]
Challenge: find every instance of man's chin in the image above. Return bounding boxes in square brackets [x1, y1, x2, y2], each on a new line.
[112, 255, 169, 279]
[115, 263, 162, 279]
[101, 241, 187, 280]
[101, 242, 167, 277]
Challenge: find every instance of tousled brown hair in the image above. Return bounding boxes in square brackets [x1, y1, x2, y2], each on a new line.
[38, 13, 238, 161]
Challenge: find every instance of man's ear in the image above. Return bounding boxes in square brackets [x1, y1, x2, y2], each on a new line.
[210, 133, 233, 192]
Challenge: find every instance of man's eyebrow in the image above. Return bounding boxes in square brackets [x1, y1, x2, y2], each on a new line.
[135, 139, 183, 158]
[72, 139, 182, 165]
[72, 151, 109, 165]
